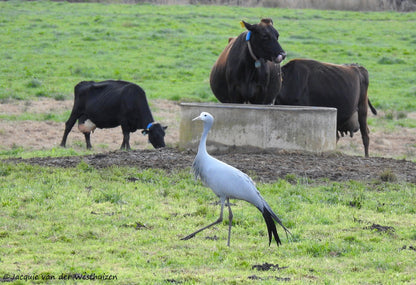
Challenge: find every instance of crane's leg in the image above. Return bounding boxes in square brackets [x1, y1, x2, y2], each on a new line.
[227, 198, 233, 247]
[181, 199, 225, 241]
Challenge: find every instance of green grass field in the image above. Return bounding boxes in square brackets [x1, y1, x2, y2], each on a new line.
[1, 163, 415, 284]
[1, 1, 416, 284]
[1, 1, 416, 110]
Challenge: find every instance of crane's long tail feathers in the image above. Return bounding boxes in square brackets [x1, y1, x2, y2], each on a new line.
[262, 208, 281, 246]
[261, 203, 292, 246]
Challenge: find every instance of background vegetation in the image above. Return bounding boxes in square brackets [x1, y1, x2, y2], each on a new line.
[64, 0, 416, 12]
[1, 1, 416, 111]
[0, 2, 416, 284]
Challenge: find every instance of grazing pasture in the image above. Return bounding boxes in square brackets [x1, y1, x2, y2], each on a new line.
[0, 1, 416, 284]
[1, 1, 416, 111]
[1, 1, 416, 158]
[1, 155, 416, 283]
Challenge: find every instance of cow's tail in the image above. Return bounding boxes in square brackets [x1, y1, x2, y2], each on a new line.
[368, 99, 377, 115]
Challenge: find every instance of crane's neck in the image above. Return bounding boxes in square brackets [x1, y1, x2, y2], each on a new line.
[198, 120, 213, 155]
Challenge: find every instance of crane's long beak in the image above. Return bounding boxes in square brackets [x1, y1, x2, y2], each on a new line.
[192, 115, 202, 121]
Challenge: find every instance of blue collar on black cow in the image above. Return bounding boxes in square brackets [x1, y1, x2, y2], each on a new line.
[142, 122, 156, 136]
[245, 31, 261, 67]
[146, 122, 154, 130]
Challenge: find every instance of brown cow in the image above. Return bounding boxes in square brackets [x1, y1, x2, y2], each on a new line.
[276, 59, 377, 157]
[210, 18, 286, 104]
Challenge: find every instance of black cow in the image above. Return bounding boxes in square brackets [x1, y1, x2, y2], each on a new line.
[60, 80, 167, 150]
[210, 18, 286, 104]
[276, 59, 377, 157]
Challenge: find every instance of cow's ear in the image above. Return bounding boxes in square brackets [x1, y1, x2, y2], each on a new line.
[142, 129, 149, 136]
[163, 126, 168, 131]
[241, 20, 255, 31]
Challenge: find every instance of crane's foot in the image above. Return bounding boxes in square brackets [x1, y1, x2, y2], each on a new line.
[181, 233, 196, 240]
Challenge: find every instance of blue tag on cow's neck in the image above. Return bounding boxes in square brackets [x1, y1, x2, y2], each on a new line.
[146, 122, 153, 129]
[246, 31, 251, 41]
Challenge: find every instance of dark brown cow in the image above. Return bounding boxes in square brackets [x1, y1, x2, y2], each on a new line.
[210, 18, 286, 104]
[276, 59, 377, 157]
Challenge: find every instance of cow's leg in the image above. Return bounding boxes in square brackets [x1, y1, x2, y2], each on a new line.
[60, 112, 79, 147]
[120, 125, 131, 150]
[84, 132, 92, 149]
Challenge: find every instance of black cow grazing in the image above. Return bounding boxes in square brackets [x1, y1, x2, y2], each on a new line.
[60, 80, 167, 150]
[210, 18, 286, 104]
[276, 59, 377, 157]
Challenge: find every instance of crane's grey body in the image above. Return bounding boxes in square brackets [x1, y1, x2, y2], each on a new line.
[182, 112, 291, 246]
[193, 154, 263, 208]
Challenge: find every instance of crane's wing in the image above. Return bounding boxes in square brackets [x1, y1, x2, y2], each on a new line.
[193, 154, 263, 206]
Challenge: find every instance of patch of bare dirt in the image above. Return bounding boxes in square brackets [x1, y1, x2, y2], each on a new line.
[1, 99, 416, 183]
[0, 99, 180, 151]
[336, 111, 416, 159]
[7, 147, 415, 183]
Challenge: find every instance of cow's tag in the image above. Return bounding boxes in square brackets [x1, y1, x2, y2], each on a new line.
[246, 31, 251, 41]
[255, 60, 261, 68]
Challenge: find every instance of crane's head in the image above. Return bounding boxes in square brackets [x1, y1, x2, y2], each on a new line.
[192, 112, 214, 124]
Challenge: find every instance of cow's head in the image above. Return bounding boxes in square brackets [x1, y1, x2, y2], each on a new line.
[142, 122, 168, 149]
[242, 18, 286, 64]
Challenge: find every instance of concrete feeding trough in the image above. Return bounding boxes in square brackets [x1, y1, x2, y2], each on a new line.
[179, 102, 337, 154]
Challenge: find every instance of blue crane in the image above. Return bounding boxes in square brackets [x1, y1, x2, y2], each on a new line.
[181, 112, 291, 246]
